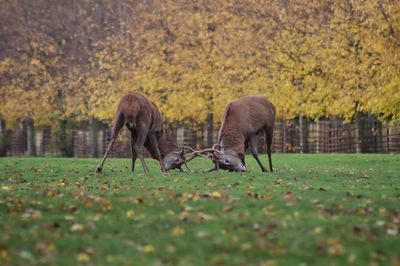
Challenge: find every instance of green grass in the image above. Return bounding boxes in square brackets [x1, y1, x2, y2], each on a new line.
[0, 154, 399, 266]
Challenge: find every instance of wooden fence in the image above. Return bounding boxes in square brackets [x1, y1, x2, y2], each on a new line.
[1, 116, 400, 157]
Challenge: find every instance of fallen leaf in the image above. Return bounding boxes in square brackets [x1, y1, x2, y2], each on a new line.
[314, 227, 323, 234]
[1, 186, 12, 192]
[70, 223, 84, 232]
[386, 227, 398, 236]
[171, 227, 185, 236]
[143, 244, 155, 253]
[211, 191, 222, 199]
[327, 238, 345, 255]
[76, 252, 90, 262]
[126, 210, 135, 218]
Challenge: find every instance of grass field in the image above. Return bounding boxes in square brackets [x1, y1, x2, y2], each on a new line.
[0, 154, 399, 265]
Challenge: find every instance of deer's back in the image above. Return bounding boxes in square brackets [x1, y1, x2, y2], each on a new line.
[223, 96, 275, 134]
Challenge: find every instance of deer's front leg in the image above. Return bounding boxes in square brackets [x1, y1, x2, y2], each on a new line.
[96, 113, 124, 173]
[148, 133, 167, 173]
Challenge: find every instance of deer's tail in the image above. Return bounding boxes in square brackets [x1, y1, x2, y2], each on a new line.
[114, 94, 141, 129]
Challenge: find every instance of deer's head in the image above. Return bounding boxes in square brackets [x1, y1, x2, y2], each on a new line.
[163, 147, 187, 171]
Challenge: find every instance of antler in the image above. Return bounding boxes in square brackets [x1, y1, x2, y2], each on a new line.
[183, 146, 223, 162]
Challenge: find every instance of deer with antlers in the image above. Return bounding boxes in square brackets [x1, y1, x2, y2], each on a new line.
[96, 92, 188, 174]
[186, 96, 276, 172]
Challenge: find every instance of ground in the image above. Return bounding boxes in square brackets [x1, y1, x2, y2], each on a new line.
[0, 154, 399, 266]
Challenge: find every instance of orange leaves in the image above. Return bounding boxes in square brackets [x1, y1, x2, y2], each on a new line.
[202, 191, 230, 201]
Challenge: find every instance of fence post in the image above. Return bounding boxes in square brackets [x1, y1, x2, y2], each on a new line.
[316, 120, 321, 153]
[299, 116, 308, 153]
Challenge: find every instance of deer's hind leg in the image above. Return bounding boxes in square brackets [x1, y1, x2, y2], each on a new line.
[96, 113, 124, 173]
[248, 134, 267, 172]
[130, 132, 137, 172]
[265, 126, 274, 172]
[133, 118, 150, 174]
[126, 124, 138, 172]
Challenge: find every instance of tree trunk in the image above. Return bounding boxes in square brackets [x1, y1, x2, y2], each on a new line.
[205, 113, 214, 147]
[26, 117, 37, 156]
[89, 117, 98, 157]
[0, 119, 11, 156]
[354, 113, 363, 153]
[299, 115, 308, 153]
[58, 119, 74, 157]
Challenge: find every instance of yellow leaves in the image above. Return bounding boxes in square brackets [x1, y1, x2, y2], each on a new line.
[143, 244, 155, 253]
[126, 210, 135, 218]
[1, 0, 399, 125]
[30, 58, 42, 67]
[76, 252, 90, 263]
[211, 191, 222, 199]
[326, 238, 345, 256]
[171, 226, 185, 236]
[313, 227, 323, 234]
[1, 186, 12, 192]
[59, 178, 69, 187]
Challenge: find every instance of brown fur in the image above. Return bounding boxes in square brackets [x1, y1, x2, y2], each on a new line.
[217, 96, 276, 171]
[119, 93, 177, 158]
[96, 92, 180, 173]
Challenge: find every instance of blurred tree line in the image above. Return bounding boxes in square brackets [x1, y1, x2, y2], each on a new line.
[0, 0, 399, 155]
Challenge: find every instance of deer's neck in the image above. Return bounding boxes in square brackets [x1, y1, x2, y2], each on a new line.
[218, 127, 245, 154]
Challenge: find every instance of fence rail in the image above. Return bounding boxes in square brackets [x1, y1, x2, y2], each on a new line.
[1, 116, 399, 157]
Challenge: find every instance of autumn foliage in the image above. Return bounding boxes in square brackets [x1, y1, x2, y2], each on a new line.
[0, 0, 399, 126]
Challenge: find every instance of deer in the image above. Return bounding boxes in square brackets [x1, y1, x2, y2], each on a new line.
[96, 92, 188, 174]
[186, 96, 276, 172]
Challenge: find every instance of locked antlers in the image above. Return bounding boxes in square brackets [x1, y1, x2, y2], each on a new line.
[183, 145, 223, 170]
